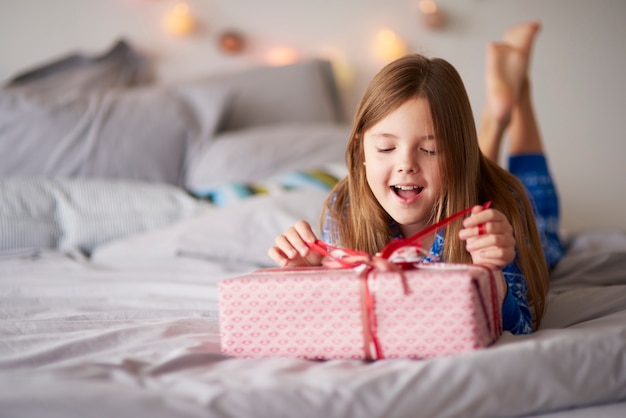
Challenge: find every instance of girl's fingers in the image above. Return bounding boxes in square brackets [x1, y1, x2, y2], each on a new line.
[284, 221, 316, 257]
[461, 208, 512, 240]
[274, 232, 300, 259]
[470, 234, 515, 254]
[471, 246, 516, 268]
[294, 220, 318, 245]
[267, 246, 289, 267]
[269, 220, 321, 267]
[459, 207, 516, 267]
[466, 233, 516, 267]
[463, 207, 510, 226]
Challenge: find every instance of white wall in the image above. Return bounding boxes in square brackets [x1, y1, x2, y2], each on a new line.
[2, 0, 625, 233]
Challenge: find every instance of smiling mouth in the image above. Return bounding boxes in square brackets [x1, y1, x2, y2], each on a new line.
[392, 185, 424, 199]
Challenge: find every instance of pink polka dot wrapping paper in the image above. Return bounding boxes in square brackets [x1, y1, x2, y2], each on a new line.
[218, 263, 506, 360]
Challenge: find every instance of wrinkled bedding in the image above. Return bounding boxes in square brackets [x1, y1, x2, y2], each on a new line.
[1, 200, 625, 418]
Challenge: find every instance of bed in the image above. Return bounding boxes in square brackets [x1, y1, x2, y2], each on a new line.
[1, 41, 625, 418]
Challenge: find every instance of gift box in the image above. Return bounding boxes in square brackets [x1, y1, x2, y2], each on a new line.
[219, 263, 506, 360]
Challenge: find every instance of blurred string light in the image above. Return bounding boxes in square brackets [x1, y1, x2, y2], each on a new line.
[418, 0, 447, 29]
[374, 29, 408, 63]
[163, 2, 196, 36]
[159, 1, 442, 67]
[219, 31, 246, 54]
[264, 46, 300, 66]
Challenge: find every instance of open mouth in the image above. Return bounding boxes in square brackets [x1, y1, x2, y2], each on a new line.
[392, 185, 424, 199]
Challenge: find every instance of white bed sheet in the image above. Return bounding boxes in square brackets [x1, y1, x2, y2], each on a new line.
[1, 207, 625, 417]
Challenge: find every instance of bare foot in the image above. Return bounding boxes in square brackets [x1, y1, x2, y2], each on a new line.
[486, 21, 541, 126]
[503, 21, 541, 72]
[485, 43, 524, 126]
[479, 21, 541, 162]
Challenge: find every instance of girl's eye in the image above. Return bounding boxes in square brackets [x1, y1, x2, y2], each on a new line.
[420, 147, 437, 156]
[376, 147, 395, 153]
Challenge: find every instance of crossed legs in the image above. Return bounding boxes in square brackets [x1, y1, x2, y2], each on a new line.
[479, 21, 543, 162]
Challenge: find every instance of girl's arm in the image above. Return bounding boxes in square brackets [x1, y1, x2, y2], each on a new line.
[501, 266, 533, 334]
[460, 206, 533, 333]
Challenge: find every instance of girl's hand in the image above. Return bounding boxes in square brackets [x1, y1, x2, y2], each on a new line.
[458, 205, 516, 268]
[267, 220, 324, 267]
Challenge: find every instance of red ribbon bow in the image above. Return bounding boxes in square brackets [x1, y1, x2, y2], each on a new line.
[305, 201, 491, 360]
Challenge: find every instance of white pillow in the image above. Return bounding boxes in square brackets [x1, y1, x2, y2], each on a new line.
[184, 123, 350, 190]
[92, 188, 330, 270]
[176, 188, 330, 267]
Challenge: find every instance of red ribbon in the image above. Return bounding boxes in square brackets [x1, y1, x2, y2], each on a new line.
[472, 264, 503, 336]
[305, 202, 492, 360]
[308, 201, 491, 269]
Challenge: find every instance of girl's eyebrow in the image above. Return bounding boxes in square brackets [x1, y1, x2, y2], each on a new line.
[369, 132, 397, 139]
[369, 132, 436, 140]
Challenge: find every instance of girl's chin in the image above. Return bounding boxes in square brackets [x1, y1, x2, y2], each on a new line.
[391, 217, 430, 235]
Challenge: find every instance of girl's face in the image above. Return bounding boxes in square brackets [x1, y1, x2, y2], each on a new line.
[363, 97, 443, 238]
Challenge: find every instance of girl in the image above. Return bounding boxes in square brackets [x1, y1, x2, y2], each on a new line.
[268, 22, 563, 334]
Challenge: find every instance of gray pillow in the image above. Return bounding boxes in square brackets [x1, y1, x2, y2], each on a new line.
[4, 39, 153, 98]
[184, 123, 350, 190]
[199, 59, 345, 131]
[0, 178, 206, 255]
[0, 83, 231, 185]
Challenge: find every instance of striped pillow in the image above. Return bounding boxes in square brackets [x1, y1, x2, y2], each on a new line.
[0, 178, 206, 255]
[190, 165, 346, 207]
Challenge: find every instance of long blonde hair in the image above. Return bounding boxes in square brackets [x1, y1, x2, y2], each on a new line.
[322, 54, 549, 329]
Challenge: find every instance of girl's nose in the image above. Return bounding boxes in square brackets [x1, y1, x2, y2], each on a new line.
[397, 153, 418, 173]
